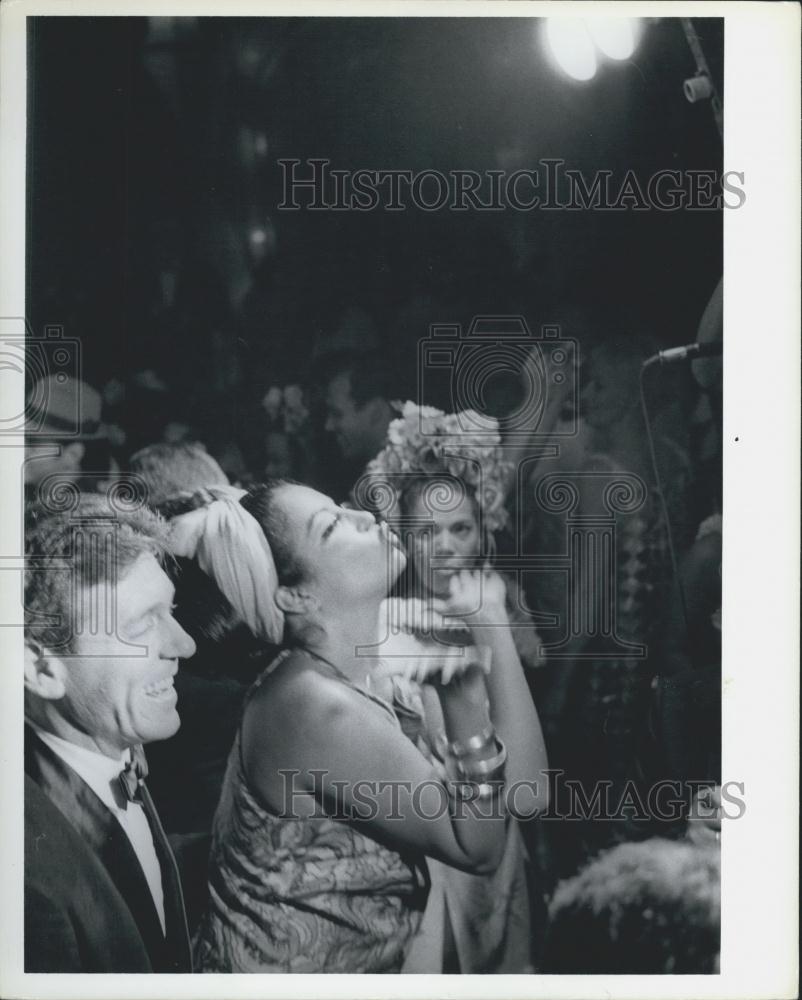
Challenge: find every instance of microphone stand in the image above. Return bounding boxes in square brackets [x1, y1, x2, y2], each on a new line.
[681, 18, 723, 141]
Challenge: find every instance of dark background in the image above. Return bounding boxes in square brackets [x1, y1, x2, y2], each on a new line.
[26, 16, 723, 449]
[23, 16, 727, 909]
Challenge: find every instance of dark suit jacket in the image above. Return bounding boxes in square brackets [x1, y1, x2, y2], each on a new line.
[25, 726, 192, 973]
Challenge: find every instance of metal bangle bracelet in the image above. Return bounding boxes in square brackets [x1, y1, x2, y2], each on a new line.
[447, 778, 506, 804]
[457, 742, 508, 781]
[473, 780, 506, 803]
[457, 760, 506, 784]
[447, 724, 497, 759]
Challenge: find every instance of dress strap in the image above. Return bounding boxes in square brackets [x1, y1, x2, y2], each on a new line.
[297, 648, 401, 729]
[244, 648, 293, 704]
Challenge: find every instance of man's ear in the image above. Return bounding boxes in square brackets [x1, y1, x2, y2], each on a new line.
[24, 644, 67, 701]
[275, 585, 319, 616]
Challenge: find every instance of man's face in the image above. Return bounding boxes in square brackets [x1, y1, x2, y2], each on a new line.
[324, 372, 385, 463]
[59, 553, 196, 756]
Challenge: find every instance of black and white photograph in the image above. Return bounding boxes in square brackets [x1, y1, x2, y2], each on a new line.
[0, 2, 798, 997]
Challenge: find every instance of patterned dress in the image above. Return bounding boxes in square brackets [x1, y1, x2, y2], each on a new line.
[192, 652, 428, 973]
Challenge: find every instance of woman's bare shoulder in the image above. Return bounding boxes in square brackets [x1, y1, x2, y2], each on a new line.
[244, 650, 371, 742]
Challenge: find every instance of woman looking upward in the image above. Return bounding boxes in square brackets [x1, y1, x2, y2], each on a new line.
[182, 479, 547, 973]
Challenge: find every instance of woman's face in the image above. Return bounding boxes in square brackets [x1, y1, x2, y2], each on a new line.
[406, 490, 480, 597]
[275, 484, 406, 603]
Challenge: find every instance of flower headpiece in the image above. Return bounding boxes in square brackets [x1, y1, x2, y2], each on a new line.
[363, 401, 512, 534]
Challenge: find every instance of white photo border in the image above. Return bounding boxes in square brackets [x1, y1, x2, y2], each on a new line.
[1, 2, 798, 998]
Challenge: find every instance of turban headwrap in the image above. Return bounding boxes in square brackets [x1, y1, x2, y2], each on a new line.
[167, 485, 284, 644]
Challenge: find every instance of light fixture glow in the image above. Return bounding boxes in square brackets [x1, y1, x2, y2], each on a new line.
[588, 18, 637, 61]
[545, 18, 597, 82]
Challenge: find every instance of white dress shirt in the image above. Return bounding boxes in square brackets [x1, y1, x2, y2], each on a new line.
[32, 726, 166, 934]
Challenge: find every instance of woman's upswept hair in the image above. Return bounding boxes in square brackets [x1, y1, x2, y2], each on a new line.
[240, 479, 305, 587]
[241, 480, 325, 646]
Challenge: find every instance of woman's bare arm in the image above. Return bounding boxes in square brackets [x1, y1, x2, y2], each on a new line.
[242, 657, 507, 875]
[440, 571, 550, 816]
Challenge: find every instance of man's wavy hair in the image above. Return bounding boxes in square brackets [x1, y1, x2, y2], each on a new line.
[24, 493, 169, 652]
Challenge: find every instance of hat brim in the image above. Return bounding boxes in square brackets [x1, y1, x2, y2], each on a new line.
[25, 420, 109, 442]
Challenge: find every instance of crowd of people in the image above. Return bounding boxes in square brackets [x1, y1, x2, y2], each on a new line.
[22, 301, 723, 974]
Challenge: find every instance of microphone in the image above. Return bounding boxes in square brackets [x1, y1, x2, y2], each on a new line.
[644, 341, 723, 366]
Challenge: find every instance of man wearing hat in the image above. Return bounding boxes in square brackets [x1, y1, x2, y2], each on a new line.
[24, 374, 112, 495]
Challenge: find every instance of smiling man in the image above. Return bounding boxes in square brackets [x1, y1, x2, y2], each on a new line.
[23, 494, 197, 972]
[318, 349, 406, 508]
[323, 352, 396, 467]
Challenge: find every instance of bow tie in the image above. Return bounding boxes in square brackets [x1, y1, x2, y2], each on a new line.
[117, 744, 149, 806]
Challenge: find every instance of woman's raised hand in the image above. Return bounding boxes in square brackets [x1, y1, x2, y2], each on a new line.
[440, 568, 508, 626]
[375, 597, 492, 687]
[380, 597, 446, 636]
[375, 649, 490, 688]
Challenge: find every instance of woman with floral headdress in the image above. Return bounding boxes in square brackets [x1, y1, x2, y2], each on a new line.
[359, 403, 548, 973]
[171, 478, 548, 973]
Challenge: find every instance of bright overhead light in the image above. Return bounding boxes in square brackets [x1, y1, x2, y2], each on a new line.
[545, 19, 598, 82]
[588, 18, 637, 61]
